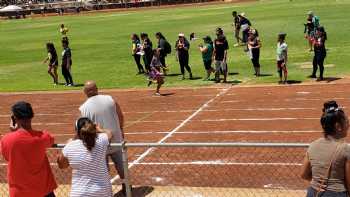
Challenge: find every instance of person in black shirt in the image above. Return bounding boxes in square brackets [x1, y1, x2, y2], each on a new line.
[239, 13, 251, 46]
[247, 28, 261, 76]
[213, 28, 229, 83]
[232, 11, 241, 47]
[155, 32, 169, 75]
[61, 39, 74, 86]
[310, 26, 327, 81]
[140, 33, 153, 73]
[43, 42, 59, 85]
[175, 33, 193, 80]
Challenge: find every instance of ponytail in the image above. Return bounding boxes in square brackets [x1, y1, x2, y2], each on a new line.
[75, 117, 97, 151]
[320, 101, 347, 137]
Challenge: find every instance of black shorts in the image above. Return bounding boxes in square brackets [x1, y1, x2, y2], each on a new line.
[203, 60, 212, 70]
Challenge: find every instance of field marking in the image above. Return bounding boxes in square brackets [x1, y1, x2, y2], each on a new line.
[197, 117, 319, 121]
[110, 87, 231, 183]
[221, 97, 348, 103]
[133, 162, 302, 166]
[122, 130, 320, 135]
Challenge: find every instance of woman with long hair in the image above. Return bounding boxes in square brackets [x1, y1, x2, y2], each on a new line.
[301, 100, 350, 197]
[247, 28, 261, 76]
[309, 26, 327, 81]
[175, 33, 193, 80]
[131, 33, 145, 74]
[140, 32, 153, 73]
[57, 117, 113, 197]
[199, 36, 214, 80]
[155, 32, 169, 75]
[43, 42, 59, 85]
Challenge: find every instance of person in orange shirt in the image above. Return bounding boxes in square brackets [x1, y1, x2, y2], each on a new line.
[0, 101, 57, 197]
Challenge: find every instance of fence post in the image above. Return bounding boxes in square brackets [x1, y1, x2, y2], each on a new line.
[121, 141, 132, 197]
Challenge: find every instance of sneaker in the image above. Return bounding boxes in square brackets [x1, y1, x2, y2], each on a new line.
[233, 43, 239, 47]
[316, 77, 324, 81]
[64, 83, 68, 86]
[308, 75, 317, 78]
[154, 92, 161, 96]
[189, 73, 193, 79]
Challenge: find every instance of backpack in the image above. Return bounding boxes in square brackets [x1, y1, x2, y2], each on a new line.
[163, 40, 172, 54]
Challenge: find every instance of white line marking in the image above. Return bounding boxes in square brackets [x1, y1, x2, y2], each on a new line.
[110, 87, 231, 183]
[0, 123, 68, 126]
[198, 118, 318, 121]
[122, 130, 320, 135]
[133, 162, 302, 166]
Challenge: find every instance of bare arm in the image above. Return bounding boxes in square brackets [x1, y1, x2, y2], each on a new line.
[96, 125, 113, 141]
[115, 101, 124, 139]
[57, 153, 69, 169]
[199, 46, 208, 53]
[345, 159, 350, 192]
[301, 153, 312, 181]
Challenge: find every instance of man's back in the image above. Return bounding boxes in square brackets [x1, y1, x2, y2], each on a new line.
[0, 129, 57, 197]
[79, 95, 122, 143]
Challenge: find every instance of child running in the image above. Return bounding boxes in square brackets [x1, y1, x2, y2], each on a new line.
[43, 42, 59, 85]
[276, 33, 288, 84]
[148, 49, 164, 96]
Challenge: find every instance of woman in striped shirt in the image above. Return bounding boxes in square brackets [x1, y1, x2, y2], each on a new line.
[57, 117, 113, 197]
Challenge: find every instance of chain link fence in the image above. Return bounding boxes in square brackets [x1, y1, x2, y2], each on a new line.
[0, 143, 310, 197]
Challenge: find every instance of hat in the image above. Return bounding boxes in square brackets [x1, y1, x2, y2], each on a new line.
[307, 11, 313, 16]
[240, 12, 245, 17]
[178, 33, 185, 37]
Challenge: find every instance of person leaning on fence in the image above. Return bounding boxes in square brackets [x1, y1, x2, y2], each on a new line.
[301, 100, 350, 197]
[0, 101, 57, 197]
[79, 80, 129, 194]
[57, 117, 113, 197]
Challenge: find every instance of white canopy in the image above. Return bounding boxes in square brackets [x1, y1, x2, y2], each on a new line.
[0, 5, 23, 12]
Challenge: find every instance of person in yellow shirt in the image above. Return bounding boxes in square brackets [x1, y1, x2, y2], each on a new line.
[60, 24, 68, 38]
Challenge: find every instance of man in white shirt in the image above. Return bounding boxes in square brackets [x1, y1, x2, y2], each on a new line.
[79, 80, 127, 193]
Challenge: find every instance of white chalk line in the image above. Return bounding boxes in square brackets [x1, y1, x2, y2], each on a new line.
[221, 97, 348, 103]
[110, 87, 231, 183]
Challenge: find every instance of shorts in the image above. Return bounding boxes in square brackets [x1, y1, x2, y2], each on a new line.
[215, 60, 227, 73]
[277, 60, 287, 72]
[203, 60, 212, 70]
[306, 187, 348, 197]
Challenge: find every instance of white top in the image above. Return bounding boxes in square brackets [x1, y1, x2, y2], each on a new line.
[79, 95, 123, 145]
[276, 42, 288, 61]
[62, 134, 112, 197]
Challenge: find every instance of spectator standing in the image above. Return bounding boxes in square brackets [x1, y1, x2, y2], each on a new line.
[140, 32, 153, 73]
[0, 101, 57, 197]
[79, 81, 129, 194]
[309, 26, 327, 81]
[301, 100, 350, 197]
[247, 28, 261, 76]
[43, 42, 59, 85]
[155, 32, 171, 75]
[276, 33, 288, 84]
[131, 33, 145, 74]
[213, 28, 229, 83]
[232, 11, 241, 47]
[57, 117, 113, 197]
[199, 36, 214, 80]
[175, 33, 193, 80]
[61, 38, 74, 86]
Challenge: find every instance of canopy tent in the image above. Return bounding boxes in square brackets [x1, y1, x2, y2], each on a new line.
[0, 5, 23, 12]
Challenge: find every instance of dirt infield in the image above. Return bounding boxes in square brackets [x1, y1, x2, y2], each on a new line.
[0, 82, 349, 195]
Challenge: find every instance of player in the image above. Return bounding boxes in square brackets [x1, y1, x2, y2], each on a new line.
[43, 42, 59, 85]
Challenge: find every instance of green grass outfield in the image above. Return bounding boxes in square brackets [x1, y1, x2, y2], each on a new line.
[0, 0, 349, 92]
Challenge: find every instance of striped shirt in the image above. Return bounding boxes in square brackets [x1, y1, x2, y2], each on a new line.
[62, 133, 112, 197]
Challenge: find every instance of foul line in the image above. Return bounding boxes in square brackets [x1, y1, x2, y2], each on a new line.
[110, 87, 231, 183]
[133, 162, 302, 166]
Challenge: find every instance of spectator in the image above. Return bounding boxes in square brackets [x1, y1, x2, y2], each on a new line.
[57, 117, 113, 197]
[155, 32, 170, 75]
[232, 11, 241, 47]
[79, 81, 129, 194]
[131, 33, 145, 74]
[309, 26, 327, 81]
[0, 101, 57, 197]
[175, 33, 193, 80]
[247, 28, 261, 77]
[213, 27, 229, 83]
[61, 38, 74, 86]
[43, 42, 59, 85]
[276, 32, 288, 84]
[140, 32, 153, 73]
[199, 35, 214, 80]
[301, 100, 350, 197]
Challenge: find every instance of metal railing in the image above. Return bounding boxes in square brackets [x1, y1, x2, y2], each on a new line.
[1, 142, 310, 197]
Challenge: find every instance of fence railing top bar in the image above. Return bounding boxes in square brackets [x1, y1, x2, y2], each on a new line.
[53, 142, 310, 148]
